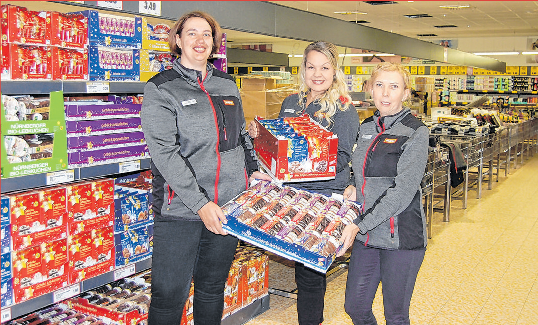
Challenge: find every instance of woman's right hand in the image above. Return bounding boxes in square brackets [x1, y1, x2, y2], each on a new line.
[198, 201, 228, 235]
[343, 185, 356, 201]
[248, 121, 259, 138]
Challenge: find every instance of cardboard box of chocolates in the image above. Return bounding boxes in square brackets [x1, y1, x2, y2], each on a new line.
[141, 17, 170, 51]
[222, 181, 361, 273]
[1, 5, 50, 45]
[74, 10, 142, 49]
[253, 114, 338, 182]
[1, 91, 68, 178]
[88, 45, 140, 81]
[48, 11, 88, 48]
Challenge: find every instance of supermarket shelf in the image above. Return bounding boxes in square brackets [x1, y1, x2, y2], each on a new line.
[1, 81, 145, 95]
[222, 294, 270, 325]
[1, 158, 151, 193]
[1, 257, 152, 322]
[457, 90, 538, 96]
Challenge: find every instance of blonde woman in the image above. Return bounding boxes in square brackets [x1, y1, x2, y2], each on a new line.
[249, 40, 360, 325]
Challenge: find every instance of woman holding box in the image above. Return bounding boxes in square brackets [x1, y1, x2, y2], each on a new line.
[338, 62, 429, 325]
[141, 11, 269, 325]
[249, 40, 360, 325]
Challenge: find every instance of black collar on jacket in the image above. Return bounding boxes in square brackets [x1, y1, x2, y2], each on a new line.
[172, 60, 214, 87]
[374, 108, 411, 132]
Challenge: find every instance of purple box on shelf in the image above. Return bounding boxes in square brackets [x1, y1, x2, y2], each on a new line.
[107, 95, 142, 104]
[67, 131, 146, 151]
[1, 277, 13, 308]
[66, 117, 142, 136]
[114, 192, 152, 233]
[88, 45, 140, 81]
[114, 223, 153, 266]
[1, 196, 9, 227]
[74, 10, 142, 49]
[68, 144, 149, 168]
[64, 102, 141, 120]
[1, 224, 10, 254]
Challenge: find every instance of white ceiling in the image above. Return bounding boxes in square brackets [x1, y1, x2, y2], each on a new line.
[226, 1, 538, 51]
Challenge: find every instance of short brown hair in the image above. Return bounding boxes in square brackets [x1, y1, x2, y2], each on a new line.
[168, 11, 222, 56]
[369, 62, 411, 91]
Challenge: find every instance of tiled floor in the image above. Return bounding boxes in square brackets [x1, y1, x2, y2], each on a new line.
[245, 152, 538, 325]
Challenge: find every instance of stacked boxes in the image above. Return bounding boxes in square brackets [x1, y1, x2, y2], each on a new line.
[240, 77, 295, 124]
[1, 196, 13, 308]
[1, 91, 68, 178]
[1, 5, 89, 80]
[65, 96, 149, 168]
[253, 114, 338, 182]
[72, 10, 141, 81]
[140, 17, 174, 82]
[113, 171, 154, 267]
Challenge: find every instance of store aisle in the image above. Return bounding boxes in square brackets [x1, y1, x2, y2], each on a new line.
[244, 153, 538, 325]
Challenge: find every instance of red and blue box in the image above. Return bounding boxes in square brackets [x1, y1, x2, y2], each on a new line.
[74, 10, 142, 49]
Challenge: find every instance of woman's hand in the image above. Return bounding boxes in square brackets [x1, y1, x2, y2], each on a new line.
[198, 201, 228, 235]
[343, 185, 357, 201]
[337, 223, 360, 257]
[249, 171, 272, 185]
[248, 121, 259, 138]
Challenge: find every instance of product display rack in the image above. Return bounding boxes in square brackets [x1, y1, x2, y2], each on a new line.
[1, 81, 146, 96]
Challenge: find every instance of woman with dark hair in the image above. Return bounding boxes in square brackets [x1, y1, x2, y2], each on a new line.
[141, 11, 270, 325]
[249, 40, 359, 325]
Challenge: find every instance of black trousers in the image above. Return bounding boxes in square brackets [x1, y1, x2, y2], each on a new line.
[148, 218, 239, 325]
[295, 262, 327, 325]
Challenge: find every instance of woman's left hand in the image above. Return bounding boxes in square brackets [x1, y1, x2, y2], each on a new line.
[337, 223, 360, 257]
[249, 171, 272, 185]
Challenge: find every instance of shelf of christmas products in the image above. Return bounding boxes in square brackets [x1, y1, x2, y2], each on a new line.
[3, 245, 271, 325]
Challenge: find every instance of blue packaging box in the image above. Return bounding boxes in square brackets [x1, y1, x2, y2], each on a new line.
[114, 223, 153, 266]
[88, 46, 140, 81]
[1, 224, 10, 254]
[75, 10, 142, 49]
[1, 252, 11, 281]
[114, 192, 153, 233]
[1, 196, 9, 227]
[1, 277, 13, 308]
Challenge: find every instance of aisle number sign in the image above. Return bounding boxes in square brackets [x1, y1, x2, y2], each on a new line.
[430, 66, 437, 75]
[97, 1, 123, 10]
[418, 66, 425, 75]
[531, 67, 538, 76]
[344, 66, 351, 75]
[520, 66, 528, 75]
[410, 66, 417, 75]
[233, 67, 238, 75]
[139, 1, 161, 16]
[263, 67, 269, 72]
[291, 67, 298, 75]
[247, 67, 253, 73]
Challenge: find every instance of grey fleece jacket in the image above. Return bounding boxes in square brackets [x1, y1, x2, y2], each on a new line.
[141, 61, 258, 220]
[352, 108, 429, 250]
[278, 94, 360, 197]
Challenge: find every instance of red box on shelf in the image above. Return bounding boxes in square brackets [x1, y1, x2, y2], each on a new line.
[222, 261, 245, 317]
[11, 238, 69, 303]
[68, 226, 115, 284]
[253, 115, 338, 182]
[8, 191, 67, 251]
[67, 181, 109, 235]
[91, 178, 114, 218]
[68, 295, 148, 325]
[1, 5, 50, 45]
[48, 11, 88, 48]
[51, 46, 88, 80]
[6, 43, 53, 80]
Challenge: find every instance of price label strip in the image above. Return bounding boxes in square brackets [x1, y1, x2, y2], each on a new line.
[139, 1, 161, 16]
[1, 308, 11, 323]
[114, 264, 136, 281]
[86, 82, 110, 93]
[119, 160, 141, 174]
[97, 1, 123, 10]
[53, 284, 81, 303]
[46, 170, 75, 186]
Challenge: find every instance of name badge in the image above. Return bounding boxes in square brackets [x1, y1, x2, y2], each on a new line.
[181, 99, 197, 106]
[223, 100, 235, 106]
[362, 134, 373, 139]
[284, 109, 295, 113]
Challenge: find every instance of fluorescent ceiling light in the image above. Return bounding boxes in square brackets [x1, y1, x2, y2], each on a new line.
[474, 52, 519, 56]
[521, 51, 538, 55]
[439, 5, 470, 9]
[334, 11, 367, 15]
[338, 53, 395, 57]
